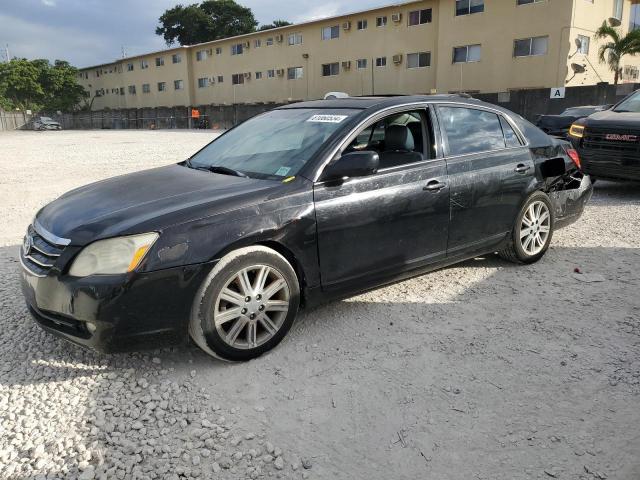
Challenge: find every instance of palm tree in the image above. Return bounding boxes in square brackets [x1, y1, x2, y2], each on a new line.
[594, 21, 640, 84]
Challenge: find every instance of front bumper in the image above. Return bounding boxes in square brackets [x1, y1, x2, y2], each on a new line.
[21, 262, 215, 353]
[548, 174, 593, 230]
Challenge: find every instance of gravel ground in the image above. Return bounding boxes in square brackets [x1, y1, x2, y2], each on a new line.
[0, 130, 639, 480]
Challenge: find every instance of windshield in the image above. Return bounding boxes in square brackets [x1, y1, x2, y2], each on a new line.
[562, 107, 595, 116]
[614, 91, 640, 112]
[40, 117, 53, 122]
[189, 108, 359, 179]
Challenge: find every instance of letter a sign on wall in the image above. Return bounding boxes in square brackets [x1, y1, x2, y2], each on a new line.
[550, 87, 566, 99]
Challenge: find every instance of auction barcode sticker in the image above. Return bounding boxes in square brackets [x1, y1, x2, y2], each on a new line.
[307, 115, 348, 123]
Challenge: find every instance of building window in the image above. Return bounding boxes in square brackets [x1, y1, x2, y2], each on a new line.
[407, 52, 431, 68]
[232, 73, 245, 85]
[216, 47, 222, 55]
[196, 50, 208, 61]
[157, 82, 166, 92]
[517, 0, 543, 4]
[198, 77, 209, 88]
[453, 44, 481, 63]
[172, 53, 182, 64]
[174, 79, 184, 90]
[409, 9, 432, 25]
[322, 25, 340, 40]
[231, 44, 244, 55]
[267, 69, 275, 78]
[126, 63, 134, 71]
[514, 36, 548, 57]
[357, 19, 368, 30]
[141, 84, 149, 93]
[375, 57, 387, 67]
[119, 87, 125, 95]
[288, 32, 303, 45]
[254, 39, 262, 48]
[287, 66, 303, 79]
[140, 59, 149, 69]
[322, 63, 340, 76]
[155, 57, 164, 67]
[217, 75, 224, 83]
[357, 58, 368, 69]
[266, 37, 274, 46]
[456, 0, 484, 16]
[613, 0, 623, 20]
[376, 16, 387, 27]
[255, 71, 263, 79]
[577, 35, 590, 54]
[128, 85, 136, 95]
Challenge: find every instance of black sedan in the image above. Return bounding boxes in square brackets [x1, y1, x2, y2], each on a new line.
[20, 95, 593, 361]
[535, 105, 610, 138]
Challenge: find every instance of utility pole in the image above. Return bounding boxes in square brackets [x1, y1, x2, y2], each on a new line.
[4, 44, 10, 63]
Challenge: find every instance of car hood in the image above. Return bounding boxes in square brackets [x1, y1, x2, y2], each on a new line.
[37, 164, 281, 245]
[582, 110, 640, 128]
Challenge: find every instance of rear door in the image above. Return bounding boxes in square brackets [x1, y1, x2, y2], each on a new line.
[314, 106, 450, 291]
[435, 104, 533, 256]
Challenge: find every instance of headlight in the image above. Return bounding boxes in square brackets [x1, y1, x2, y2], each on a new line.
[569, 124, 585, 138]
[69, 233, 159, 277]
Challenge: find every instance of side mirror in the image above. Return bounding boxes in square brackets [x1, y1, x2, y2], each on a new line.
[322, 150, 379, 181]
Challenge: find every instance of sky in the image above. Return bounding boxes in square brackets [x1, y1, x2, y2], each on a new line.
[0, 0, 393, 68]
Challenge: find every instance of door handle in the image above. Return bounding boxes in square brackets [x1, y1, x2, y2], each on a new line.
[514, 164, 531, 173]
[423, 180, 447, 192]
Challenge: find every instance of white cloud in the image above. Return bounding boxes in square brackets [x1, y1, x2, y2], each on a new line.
[293, 3, 341, 22]
[41, 0, 56, 7]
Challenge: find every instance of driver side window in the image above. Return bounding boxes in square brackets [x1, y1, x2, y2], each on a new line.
[345, 109, 432, 169]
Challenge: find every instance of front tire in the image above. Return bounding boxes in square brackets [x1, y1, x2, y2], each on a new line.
[499, 191, 554, 264]
[189, 246, 300, 361]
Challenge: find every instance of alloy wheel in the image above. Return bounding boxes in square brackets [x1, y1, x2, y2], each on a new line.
[519, 200, 551, 256]
[214, 265, 290, 349]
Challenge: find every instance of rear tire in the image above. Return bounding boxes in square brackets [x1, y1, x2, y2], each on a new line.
[499, 191, 554, 264]
[189, 246, 300, 361]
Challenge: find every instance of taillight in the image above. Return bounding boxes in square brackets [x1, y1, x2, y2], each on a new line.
[566, 148, 581, 170]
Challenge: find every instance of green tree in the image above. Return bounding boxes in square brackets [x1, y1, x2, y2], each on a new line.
[594, 21, 640, 84]
[156, 0, 258, 46]
[0, 59, 88, 112]
[259, 19, 292, 31]
[0, 59, 44, 110]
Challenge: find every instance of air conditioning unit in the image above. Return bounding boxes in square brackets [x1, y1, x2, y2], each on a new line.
[392, 54, 403, 64]
[275, 34, 284, 43]
[391, 13, 402, 23]
[342, 21, 351, 31]
[243, 41, 250, 49]
[244, 72, 252, 79]
[276, 68, 285, 76]
[206, 48, 213, 55]
[342, 61, 352, 70]
[209, 77, 216, 84]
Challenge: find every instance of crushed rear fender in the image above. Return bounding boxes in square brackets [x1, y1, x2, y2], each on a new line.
[547, 174, 593, 229]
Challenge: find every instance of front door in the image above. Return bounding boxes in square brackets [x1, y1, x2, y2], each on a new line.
[436, 105, 534, 256]
[314, 108, 450, 291]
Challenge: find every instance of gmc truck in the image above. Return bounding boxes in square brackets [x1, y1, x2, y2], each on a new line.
[568, 89, 640, 181]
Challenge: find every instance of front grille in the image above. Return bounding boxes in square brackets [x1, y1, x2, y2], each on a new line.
[20, 223, 68, 277]
[580, 127, 640, 180]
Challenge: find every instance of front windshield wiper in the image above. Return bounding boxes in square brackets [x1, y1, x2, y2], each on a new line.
[184, 159, 248, 178]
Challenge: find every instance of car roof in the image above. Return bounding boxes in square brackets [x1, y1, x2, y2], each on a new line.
[278, 94, 491, 111]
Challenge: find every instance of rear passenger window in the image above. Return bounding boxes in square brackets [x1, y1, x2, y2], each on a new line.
[500, 116, 522, 147]
[438, 106, 506, 156]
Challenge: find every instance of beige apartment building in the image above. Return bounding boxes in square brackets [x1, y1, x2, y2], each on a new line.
[79, 0, 640, 111]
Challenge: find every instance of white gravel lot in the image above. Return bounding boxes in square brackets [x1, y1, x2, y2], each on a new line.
[0, 130, 639, 480]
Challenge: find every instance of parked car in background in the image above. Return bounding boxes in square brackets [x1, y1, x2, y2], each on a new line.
[536, 105, 611, 138]
[20, 95, 592, 361]
[569, 90, 640, 181]
[32, 116, 62, 131]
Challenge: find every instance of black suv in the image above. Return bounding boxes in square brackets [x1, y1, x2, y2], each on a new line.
[569, 89, 640, 181]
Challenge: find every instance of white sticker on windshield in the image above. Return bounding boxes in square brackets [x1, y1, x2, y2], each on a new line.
[274, 166, 291, 177]
[307, 114, 348, 124]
